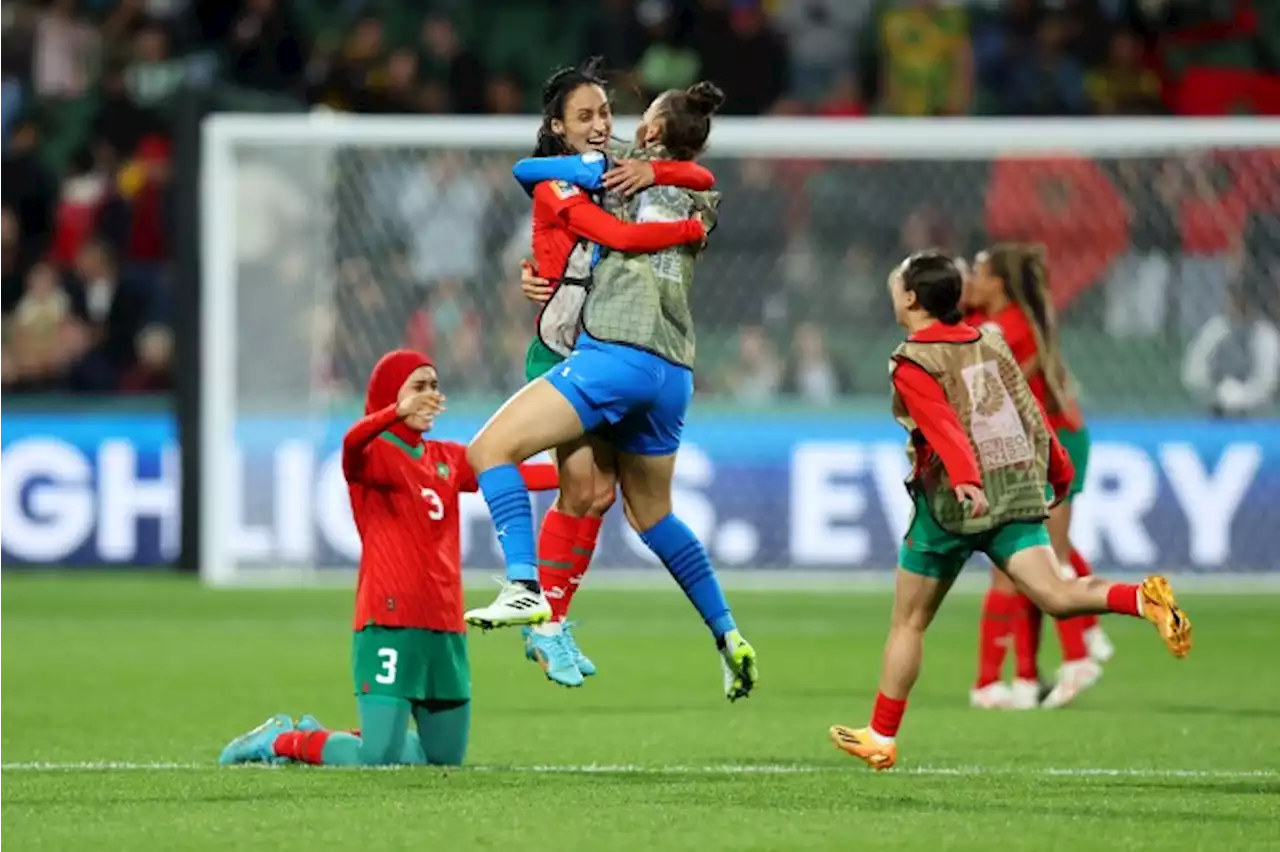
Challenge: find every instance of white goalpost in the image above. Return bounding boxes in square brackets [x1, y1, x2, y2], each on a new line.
[199, 115, 1280, 587]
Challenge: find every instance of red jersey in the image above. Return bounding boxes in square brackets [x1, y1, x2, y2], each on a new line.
[530, 160, 714, 287]
[343, 405, 559, 633]
[894, 322, 1074, 502]
[966, 306, 1084, 432]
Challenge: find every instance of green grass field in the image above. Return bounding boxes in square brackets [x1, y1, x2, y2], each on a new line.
[3, 575, 1278, 851]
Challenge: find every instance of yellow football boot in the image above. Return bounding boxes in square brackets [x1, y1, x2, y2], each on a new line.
[829, 725, 897, 771]
[1140, 575, 1192, 659]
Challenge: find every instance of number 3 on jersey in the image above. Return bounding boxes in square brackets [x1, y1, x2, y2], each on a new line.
[375, 648, 398, 684]
[420, 487, 444, 520]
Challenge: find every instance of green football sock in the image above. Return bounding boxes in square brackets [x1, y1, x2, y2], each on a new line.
[315, 695, 413, 766]
[414, 699, 470, 766]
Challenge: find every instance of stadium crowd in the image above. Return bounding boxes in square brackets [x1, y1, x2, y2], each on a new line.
[2, 0, 1278, 406]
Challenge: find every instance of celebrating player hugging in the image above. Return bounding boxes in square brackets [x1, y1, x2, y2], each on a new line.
[464, 78, 761, 702]
[829, 252, 1192, 771]
[218, 350, 559, 768]
[501, 56, 718, 688]
[962, 245, 1115, 711]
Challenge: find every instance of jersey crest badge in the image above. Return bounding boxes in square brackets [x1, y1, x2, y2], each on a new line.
[551, 180, 580, 200]
[436, 462, 451, 480]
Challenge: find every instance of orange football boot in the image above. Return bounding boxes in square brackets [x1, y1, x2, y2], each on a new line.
[829, 725, 897, 770]
[1140, 576, 1192, 659]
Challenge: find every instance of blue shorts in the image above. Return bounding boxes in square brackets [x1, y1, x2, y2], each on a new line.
[544, 335, 693, 456]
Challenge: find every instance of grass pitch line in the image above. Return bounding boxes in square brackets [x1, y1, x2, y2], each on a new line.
[2, 762, 1276, 779]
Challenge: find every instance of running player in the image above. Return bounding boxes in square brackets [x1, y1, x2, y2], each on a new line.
[217, 350, 559, 767]
[963, 245, 1114, 711]
[830, 252, 1190, 770]
[504, 58, 716, 688]
[463, 82, 760, 701]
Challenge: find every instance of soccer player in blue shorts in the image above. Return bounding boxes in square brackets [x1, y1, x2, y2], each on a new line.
[463, 81, 759, 700]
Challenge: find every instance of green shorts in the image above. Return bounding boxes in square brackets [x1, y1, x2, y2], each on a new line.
[352, 626, 470, 703]
[525, 337, 564, 382]
[1056, 425, 1091, 499]
[899, 493, 1050, 582]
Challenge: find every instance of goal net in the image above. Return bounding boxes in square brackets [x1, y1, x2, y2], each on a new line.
[200, 116, 1280, 586]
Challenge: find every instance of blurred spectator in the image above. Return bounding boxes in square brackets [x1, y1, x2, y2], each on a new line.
[419, 14, 486, 115]
[836, 241, 885, 322]
[1182, 286, 1280, 417]
[118, 323, 172, 393]
[723, 325, 781, 404]
[396, 152, 490, 285]
[48, 148, 109, 268]
[862, 0, 972, 116]
[635, 1, 701, 98]
[115, 134, 172, 268]
[5, 262, 80, 390]
[93, 64, 161, 161]
[2, 119, 58, 254]
[33, 0, 97, 99]
[226, 0, 307, 94]
[1087, 29, 1164, 115]
[486, 74, 524, 116]
[587, 0, 646, 72]
[125, 20, 184, 108]
[777, 0, 868, 102]
[1104, 158, 1176, 338]
[1002, 14, 1090, 116]
[782, 322, 850, 404]
[366, 49, 426, 114]
[696, 2, 788, 115]
[68, 239, 154, 391]
[315, 15, 383, 111]
[1162, 153, 1250, 340]
[900, 207, 954, 255]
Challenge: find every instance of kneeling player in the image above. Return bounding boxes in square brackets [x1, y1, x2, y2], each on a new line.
[218, 350, 558, 767]
[829, 253, 1192, 771]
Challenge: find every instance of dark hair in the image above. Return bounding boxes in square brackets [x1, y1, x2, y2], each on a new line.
[533, 56, 608, 157]
[983, 243, 1071, 410]
[901, 250, 963, 324]
[653, 81, 724, 160]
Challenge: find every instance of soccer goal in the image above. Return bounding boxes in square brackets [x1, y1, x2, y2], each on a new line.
[199, 114, 1280, 587]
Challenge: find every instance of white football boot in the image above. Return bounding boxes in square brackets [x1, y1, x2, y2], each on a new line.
[1008, 678, 1042, 710]
[1040, 659, 1103, 709]
[465, 580, 551, 629]
[1084, 625, 1116, 663]
[969, 681, 1014, 709]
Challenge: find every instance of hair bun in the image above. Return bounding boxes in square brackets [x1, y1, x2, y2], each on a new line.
[685, 81, 725, 117]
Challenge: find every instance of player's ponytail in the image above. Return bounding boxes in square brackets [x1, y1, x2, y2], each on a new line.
[987, 243, 1073, 411]
[533, 56, 608, 157]
[655, 80, 724, 160]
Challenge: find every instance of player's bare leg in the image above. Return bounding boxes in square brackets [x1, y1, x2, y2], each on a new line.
[1040, 500, 1102, 709]
[466, 379, 587, 628]
[1003, 546, 1192, 659]
[618, 451, 757, 701]
[831, 568, 952, 770]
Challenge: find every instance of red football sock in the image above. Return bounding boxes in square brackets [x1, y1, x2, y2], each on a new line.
[1070, 550, 1100, 630]
[870, 692, 907, 740]
[1012, 594, 1042, 681]
[565, 515, 602, 615]
[273, 730, 330, 764]
[1106, 583, 1142, 617]
[1056, 616, 1090, 663]
[976, 590, 1018, 688]
[537, 509, 579, 621]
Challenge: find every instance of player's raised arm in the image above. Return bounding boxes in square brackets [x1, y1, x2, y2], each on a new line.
[536, 182, 704, 254]
[342, 404, 402, 484]
[513, 152, 607, 195]
[603, 158, 716, 196]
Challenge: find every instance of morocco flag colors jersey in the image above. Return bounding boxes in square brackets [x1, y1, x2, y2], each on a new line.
[343, 349, 558, 635]
[966, 306, 1084, 433]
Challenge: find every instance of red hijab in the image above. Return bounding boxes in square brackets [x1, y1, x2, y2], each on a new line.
[366, 349, 433, 444]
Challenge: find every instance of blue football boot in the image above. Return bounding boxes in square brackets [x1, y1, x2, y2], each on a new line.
[561, 622, 596, 677]
[218, 713, 293, 766]
[523, 623, 584, 687]
[296, 714, 325, 732]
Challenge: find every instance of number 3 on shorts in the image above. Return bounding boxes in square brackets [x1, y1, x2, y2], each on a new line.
[375, 648, 398, 684]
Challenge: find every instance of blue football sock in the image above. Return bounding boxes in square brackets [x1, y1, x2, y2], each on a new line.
[476, 465, 537, 583]
[640, 513, 736, 639]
